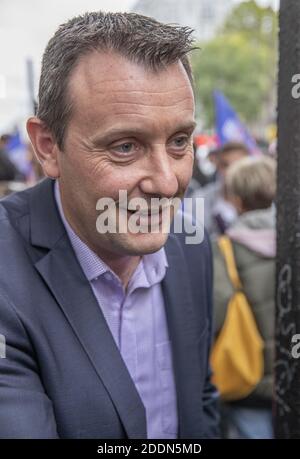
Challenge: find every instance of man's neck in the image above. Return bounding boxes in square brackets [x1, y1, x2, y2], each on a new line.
[67, 218, 141, 290]
[66, 221, 142, 290]
[99, 253, 141, 290]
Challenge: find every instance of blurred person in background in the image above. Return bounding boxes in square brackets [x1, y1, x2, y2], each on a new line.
[212, 156, 276, 439]
[190, 142, 249, 236]
[0, 134, 20, 181]
[185, 142, 217, 196]
[0, 134, 25, 197]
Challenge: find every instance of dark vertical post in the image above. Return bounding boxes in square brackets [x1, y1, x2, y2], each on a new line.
[275, 0, 300, 439]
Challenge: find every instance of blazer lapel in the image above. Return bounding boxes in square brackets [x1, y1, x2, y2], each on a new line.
[30, 179, 146, 439]
[163, 234, 205, 438]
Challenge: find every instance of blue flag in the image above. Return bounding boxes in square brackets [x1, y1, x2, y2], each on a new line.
[214, 90, 259, 154]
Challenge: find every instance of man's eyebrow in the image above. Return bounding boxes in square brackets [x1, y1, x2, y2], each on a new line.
[89, 128, 146, 147]
[91, 127, 147, 143]
[172, 121, 197, 133]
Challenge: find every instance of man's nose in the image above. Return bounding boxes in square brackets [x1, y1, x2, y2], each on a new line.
[139, 148, 179, 198]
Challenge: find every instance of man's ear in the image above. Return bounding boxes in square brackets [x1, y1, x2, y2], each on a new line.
[26, 117, 60, 179]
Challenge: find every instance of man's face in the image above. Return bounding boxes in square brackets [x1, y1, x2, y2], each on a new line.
[217, 149, 248, 178]
[56, 51, 195, 259]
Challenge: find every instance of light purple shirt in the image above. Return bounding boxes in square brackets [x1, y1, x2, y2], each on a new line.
[54, 181, 178, 439]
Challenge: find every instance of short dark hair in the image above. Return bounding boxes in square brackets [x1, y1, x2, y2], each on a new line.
[37, 11, 195, 149]
[0, 134, 11, 144]
[221, 142, 250, 156]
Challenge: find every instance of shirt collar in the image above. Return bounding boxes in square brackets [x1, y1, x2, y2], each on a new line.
[54, 180, 168, 285]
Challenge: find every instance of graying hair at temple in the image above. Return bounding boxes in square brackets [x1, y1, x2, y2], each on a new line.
[37, 11, 195, 150]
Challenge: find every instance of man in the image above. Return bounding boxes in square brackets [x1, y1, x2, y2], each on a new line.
[190, 142, 249, 235]
[0, 12, 219, 439]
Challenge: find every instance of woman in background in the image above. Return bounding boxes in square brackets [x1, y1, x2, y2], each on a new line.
[212, 156, 276, 439]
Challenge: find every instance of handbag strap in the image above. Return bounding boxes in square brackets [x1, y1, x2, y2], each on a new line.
[218, 236, 242, 291]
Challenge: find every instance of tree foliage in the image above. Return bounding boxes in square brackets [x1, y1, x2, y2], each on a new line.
[191, 0, 278, 129]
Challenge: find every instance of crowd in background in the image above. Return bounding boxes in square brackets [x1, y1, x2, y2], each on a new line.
[189, 140, 276, 439]
[0, 129, 277, 439]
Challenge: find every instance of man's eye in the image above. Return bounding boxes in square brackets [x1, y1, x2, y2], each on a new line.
[110, 142, 137, 155]
[171, 136, 189, 149]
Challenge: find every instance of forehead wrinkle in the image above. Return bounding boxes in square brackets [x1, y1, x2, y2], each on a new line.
[83, 104, 195, 130]
[77, 84, 193, 103]
[76, 80, 192, 94]
[73, 89, 194, 127]
[70, 86, 194, 124]
[105, 86, 190, 94]
[98, 96, 194, 109]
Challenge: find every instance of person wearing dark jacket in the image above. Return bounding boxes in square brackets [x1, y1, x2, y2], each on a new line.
[0, 135, 19, 181]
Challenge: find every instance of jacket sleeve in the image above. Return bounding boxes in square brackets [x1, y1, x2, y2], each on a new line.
[0, 289, 59, 439]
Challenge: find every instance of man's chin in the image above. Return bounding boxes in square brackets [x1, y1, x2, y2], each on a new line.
[117, 231, 169, 256]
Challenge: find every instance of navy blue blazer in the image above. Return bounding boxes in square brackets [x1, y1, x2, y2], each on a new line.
[0, 179, 219, 438]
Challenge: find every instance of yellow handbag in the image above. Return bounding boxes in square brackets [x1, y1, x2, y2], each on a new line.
[210, 236, 264, 401]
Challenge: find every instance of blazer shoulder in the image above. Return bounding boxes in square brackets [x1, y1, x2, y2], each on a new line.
[0, 185, 31, 227]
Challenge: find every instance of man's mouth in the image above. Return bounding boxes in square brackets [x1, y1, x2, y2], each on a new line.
[124, 206, 171, 228]
[127, 208, 162, 216]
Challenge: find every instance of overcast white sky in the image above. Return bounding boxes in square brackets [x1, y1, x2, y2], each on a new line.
[0, 0, 279, 132]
